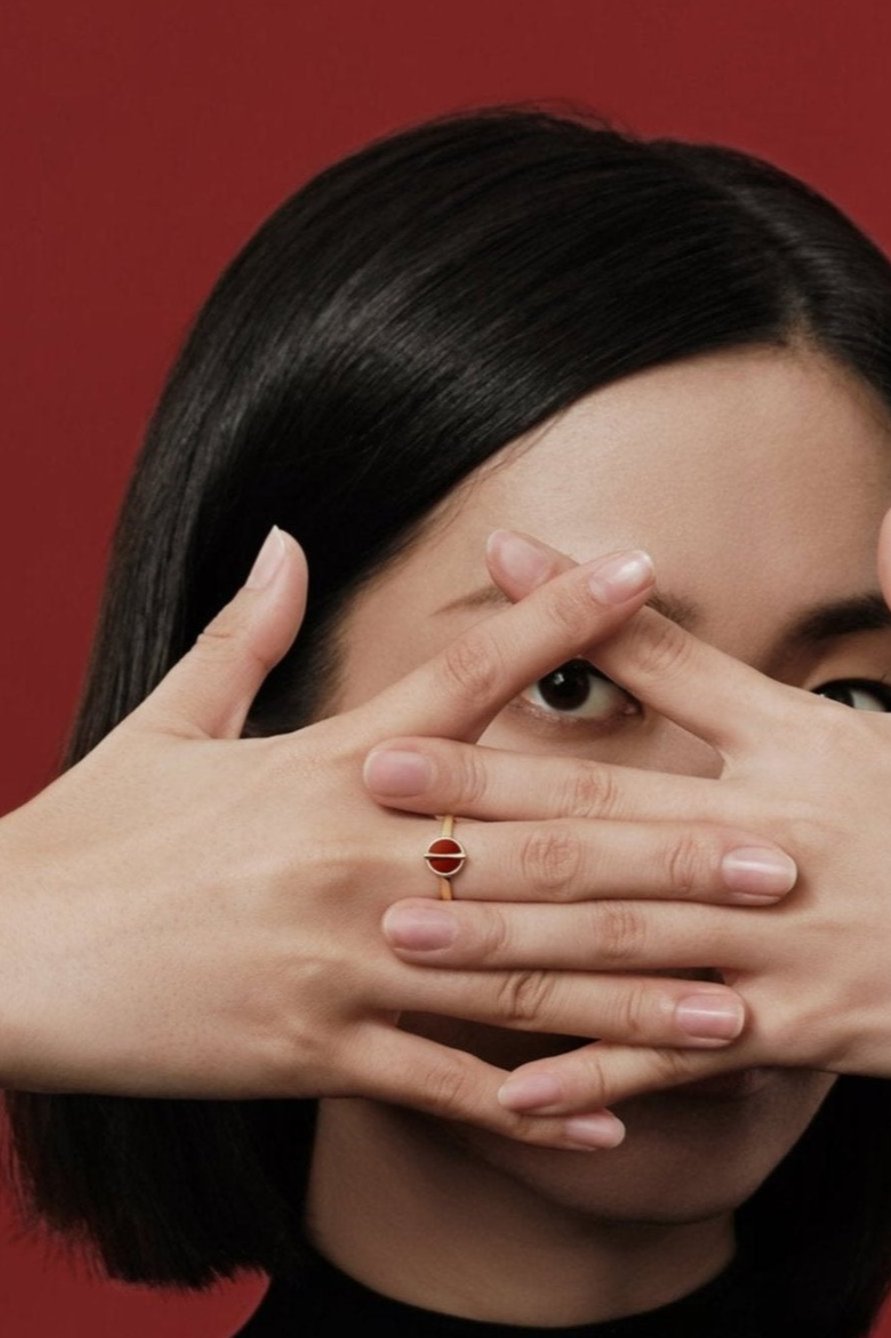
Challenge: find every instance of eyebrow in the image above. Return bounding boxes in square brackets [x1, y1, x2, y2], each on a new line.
[434, 584, 891, 646]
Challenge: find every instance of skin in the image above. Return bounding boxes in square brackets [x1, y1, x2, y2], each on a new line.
[304, 343, 891, 1324]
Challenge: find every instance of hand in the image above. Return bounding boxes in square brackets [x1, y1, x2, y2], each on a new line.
[0, 525, 763, 1150]
[365, 512, 891, 1118]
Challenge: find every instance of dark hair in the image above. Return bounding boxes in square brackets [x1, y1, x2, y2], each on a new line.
[6, 101, 891, 1334]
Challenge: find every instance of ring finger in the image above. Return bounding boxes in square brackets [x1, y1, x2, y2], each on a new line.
[400, 813, 798, 905]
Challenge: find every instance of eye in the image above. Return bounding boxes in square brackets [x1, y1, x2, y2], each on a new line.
[514, 659, 640, 730]
[811, 677, 891, 713]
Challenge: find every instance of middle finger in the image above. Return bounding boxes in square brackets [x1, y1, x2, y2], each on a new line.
[380, 895, 765, 971]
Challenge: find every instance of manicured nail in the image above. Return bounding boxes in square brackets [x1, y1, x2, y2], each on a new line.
[363, 749, 433, 795]
[382, 904, 458, 950]
[497, 1071, 564, 1111]
[486, 530, 554, 587]
[721, 847, 798, 899]
[563, 1113, 626, 1149]
[675, 994, 745, 1040]
[245, 525, 286, 589]
[587, 550, 654, 604]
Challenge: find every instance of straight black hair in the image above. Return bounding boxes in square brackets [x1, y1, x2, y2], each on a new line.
[6, 101, 891, 1335]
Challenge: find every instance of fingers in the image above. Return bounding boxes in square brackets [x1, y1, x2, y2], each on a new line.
[389, 813, 796, 905]
[487, 529, 800, 757]
[386, 958, 747, 1048]
[347, 546, 656, 748]
[363, 737, 735, 825]
[343, 1022, 628, 1150]
[587, 606, 810, 756]
[381, 896, 755, 973]
[493, 1039, 756, 1116]
[135, 526, 309, 740]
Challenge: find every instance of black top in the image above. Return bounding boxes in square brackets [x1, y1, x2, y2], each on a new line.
[232, 1238, 772, 1336]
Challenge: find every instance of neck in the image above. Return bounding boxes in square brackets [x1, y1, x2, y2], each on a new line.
[304, 1097, 736, 1327]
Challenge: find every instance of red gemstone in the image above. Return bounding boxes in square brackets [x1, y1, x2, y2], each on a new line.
[425, 836, 465, 875]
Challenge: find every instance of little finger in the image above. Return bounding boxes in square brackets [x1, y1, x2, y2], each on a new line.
[496, 1040, 766, 1116]
[341, 1022, 628, 1150]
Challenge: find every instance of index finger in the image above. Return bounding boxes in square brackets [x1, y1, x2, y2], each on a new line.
[349, 546, 655, 744]
[487, 533, 800, 756]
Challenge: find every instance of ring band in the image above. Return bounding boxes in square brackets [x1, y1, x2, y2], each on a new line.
[424, 814, 467, 900]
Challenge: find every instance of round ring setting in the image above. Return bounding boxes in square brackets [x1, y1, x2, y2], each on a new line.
[424, 815, 467, 899]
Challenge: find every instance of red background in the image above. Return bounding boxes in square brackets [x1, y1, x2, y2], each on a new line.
[3, 1, 891, 1332]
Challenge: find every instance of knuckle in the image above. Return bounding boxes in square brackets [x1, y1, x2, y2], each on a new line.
[610, 981, 655, 1043]
[563, 760, 621, 819]
[569, 1050, 610, 1106]
[542, 577, 597, 641]
[649, 1046, 699, 1086]
[497, 970, 554, 1026]
[593, 903, 647, 966]
[455, 746, 489, 807]
[665, 832, 711, 895]
[519, 824, 583, 897]
[475, 907, 511, 961]
[194, 620, 274, 677]
[440, 629, 504, 706]
[627, 616, 692, 683]
[422, 1061, 476, 1116]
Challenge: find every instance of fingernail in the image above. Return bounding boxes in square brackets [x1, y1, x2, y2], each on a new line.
[563, 1113, 626, 1149]
[587, 550, 655, 604]
[675, 994, 745, 1040]
[721, 847, 798, 899]
[364, 749, 433, 795]
[245, 525, 286, 589]
[486, 530, 553, 587]
[382, 904, 458, 950]
[497, 1071, 563, 1111]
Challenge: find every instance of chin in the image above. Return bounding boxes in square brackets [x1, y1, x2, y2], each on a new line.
[398, 1013, 838, 1223]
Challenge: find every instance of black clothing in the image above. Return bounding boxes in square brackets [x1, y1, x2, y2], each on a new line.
[232, 1238, 771, 1336]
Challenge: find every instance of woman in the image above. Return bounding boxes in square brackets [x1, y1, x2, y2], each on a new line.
[7, 102, 891, 1335]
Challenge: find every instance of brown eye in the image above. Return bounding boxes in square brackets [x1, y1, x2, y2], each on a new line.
[812, 678, 891, 713]
[519, 659, 639, 724]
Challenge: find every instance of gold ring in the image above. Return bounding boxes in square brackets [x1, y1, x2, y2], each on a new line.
[423, 814, 467, 900]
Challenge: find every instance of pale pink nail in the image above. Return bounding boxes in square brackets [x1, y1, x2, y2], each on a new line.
[497, 1072, 563, 1111]
[675, 994, 745, 1040]
[587, 550, 654, 604]
[382, 905, 458, 950]
[245, 525, 286, 589]
[364, 749, 433, 795]
[486, 530, 553, 586]
[721, 847, 797, 898]
[563, 1113, 626, 1148]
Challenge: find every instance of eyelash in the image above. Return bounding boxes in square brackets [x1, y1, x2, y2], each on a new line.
[509, 663, 891, 734]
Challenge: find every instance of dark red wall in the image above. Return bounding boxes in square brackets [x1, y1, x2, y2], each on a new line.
[4, 1, 891, 1332]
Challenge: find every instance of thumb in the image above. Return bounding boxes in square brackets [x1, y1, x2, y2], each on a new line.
[879, 505, 891, 613]
[135, 525, 309, 740]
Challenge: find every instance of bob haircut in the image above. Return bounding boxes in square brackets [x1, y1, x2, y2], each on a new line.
[6, 102, 891, 1336]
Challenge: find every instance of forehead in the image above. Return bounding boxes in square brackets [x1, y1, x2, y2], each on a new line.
[417, 346, 891, 656]
[472, 346, 890, 551]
